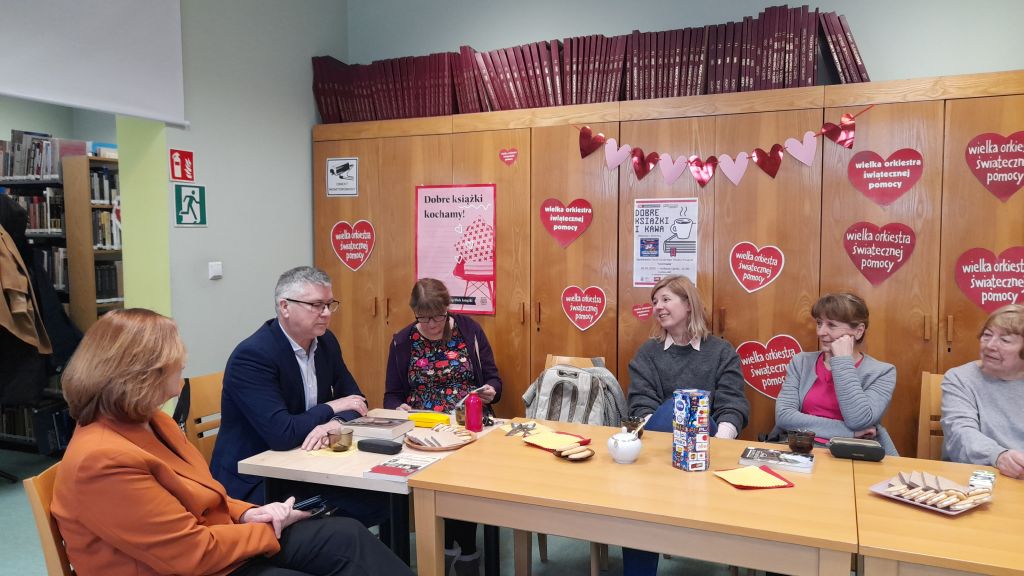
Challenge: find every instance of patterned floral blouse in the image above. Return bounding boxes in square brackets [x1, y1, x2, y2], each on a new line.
[405, 324, 476, 412]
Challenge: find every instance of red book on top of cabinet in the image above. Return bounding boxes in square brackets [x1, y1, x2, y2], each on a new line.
[550, 39, 564, 107]
[838, 14, 869, 82]
[828, 12, 859, 82]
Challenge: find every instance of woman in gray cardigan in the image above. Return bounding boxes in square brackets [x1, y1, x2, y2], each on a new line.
[773, 293, 898, 455]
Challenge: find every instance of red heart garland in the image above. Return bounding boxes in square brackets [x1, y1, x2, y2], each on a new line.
[822, 113, 856, 149]
[752, 144, 784, 178]
[688, 155, 718, 187]
[579, 126, 606, 158]
[631, 148, 660, 180]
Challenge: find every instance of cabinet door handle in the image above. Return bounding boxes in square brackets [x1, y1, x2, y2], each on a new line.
[946, 315, 954, 343]
[371, 297, 378, 318]
[718, 308, 726, 334]
[520, 302, 526, 325]
[536, 302, 542, 326]
[923, 314, 931, 341]
[385, 297, 391, 320]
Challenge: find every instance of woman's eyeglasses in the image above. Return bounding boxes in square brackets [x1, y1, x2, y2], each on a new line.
[416, 313, 448, 324]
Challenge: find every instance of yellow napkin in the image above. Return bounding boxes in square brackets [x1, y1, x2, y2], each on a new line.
[522, 431, 584, 451]
[308, 446, 359, 458]
[714, 466, 790, 488]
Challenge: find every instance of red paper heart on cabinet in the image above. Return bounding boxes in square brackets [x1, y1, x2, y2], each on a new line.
[631, 303, 653, 320]
[561, 285, 607, 331]
[631, 148, 660, 180]
[752, 144, 784, 178]
[737, 335, 803, 399]
[955, 247, 1024, 313]
[729, 242, 785, 293]
[822, 114, 856, 149]
[847, 149, 924, 206]
[498, 148, 519, 166]
[688, 155, 718, 187]
[579, 126, 606, 158]
[539, 198, 594, 248]
[843, 222, 916, 284]
[964, 132, 1024, 202]
[330, 220, 375, 271]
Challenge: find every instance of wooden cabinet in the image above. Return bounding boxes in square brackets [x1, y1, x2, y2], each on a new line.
[713, 109, 824, 440]
[822, 101, 944, 456]
[530, 123, 620, 381]
[939, 95, 1024, 371]
[63, 156, 121, 332]
[452, 129, 531, 418]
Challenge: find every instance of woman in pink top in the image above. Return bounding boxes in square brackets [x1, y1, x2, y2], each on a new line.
[772, 293, 898, 455]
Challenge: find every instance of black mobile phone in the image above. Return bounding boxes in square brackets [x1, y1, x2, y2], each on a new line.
[293, 495, 326, 511]
[307, 505, 337, 519]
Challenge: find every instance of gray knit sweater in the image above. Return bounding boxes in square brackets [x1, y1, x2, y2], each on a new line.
[941, 361, 1024, 466]
[773, 352, 898, 455]
[627, 335, 749, 432]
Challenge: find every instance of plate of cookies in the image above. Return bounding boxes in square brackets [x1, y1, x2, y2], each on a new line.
[405, 424, 476, 451]
[869, 470, 993, 516]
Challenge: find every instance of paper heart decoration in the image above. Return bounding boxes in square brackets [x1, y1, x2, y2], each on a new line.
[632, 303, 653, 320]
[688, 155, 718, 188]
[752, 144, 784, 178]
[658, 153, 689, 185]
[847, 149, 924, 206]
[540, 198, 594, 248]
[718, 153, 749, 186]
[955, 247, 1024, 313]
[822, 113, 856, 149]
[498, 148, 519, 166]
[784, 131, 818, 166]
[561, 285, 607, 331]
[579, 126, 606, 158]
[330, 220, 375, 271]
[843, 222, 916, 285]
[605, 138, 632, 169]
[964, 132, 1024, 202]
[631, 148, 660, 180]
[737, 335, 803, 399]
[729, 242, 785, 293]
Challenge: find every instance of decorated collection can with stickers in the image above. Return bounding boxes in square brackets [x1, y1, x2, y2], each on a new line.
[672, 389, 711, 471]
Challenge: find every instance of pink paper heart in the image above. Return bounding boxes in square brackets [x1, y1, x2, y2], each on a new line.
[784, 131, 817, 166]
[658, 153, 689, 185]
[718, 153, 749, 186]
[605, 138, 632, 169]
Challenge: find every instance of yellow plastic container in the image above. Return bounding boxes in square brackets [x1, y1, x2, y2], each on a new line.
[408, 412, 451, 428]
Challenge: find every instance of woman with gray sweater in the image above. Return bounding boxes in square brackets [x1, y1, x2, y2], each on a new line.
[773, 293, 898, 455]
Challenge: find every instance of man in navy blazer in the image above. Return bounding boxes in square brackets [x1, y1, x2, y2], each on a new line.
[211, 266, 387, 526]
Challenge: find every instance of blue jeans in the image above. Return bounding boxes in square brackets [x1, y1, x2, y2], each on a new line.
[623, 398, 717, 576]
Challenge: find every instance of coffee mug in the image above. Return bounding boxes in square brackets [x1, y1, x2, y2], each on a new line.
[325, 427, 354, 452]
[788, 429, 815, 454]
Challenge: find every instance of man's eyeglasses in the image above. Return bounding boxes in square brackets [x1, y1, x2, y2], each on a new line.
[286, 298, 340, 313]
[415, 313, 448, 324]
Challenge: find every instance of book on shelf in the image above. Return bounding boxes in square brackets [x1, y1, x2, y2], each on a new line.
[362, 453, 441, 482]
[738, 446, 815, 473]
[342, 416, 414, 439]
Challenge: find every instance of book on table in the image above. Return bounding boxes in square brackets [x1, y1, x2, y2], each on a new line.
[363, 453, 441, 482]
[738, 446, 815, 473]
[342, 416, 414, 440]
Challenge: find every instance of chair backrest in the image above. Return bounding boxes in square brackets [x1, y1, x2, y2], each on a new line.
[23, 463, 74, 576]
[917, 372, 944, 460]
[544, 354, 597, 370]
[182, 371, 224, 464]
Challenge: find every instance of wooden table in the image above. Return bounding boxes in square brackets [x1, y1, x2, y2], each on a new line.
[411, 420, 858, 576]
[854, 456, 1024, 576]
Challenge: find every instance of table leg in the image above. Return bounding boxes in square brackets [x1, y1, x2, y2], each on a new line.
[413, 488, 444, 576]
[513, 529, 532, 576]
[389, 493, 410, 564]
[484, 524, 500, 576]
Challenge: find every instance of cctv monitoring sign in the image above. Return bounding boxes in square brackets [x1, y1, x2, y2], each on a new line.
[326, 157, 359, 197]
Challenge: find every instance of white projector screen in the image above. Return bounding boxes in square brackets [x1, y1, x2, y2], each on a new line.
[0, 0, 186, 127]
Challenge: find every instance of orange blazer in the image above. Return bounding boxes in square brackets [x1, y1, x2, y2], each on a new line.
[52, 411, 280, 575]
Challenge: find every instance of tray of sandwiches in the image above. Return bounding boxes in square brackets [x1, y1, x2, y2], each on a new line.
[869, 470, 993, 516]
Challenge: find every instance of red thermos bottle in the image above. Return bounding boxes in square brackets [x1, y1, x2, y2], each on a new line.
[465, 391, 483, 432]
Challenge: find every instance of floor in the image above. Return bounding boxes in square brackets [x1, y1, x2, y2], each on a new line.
[2, 448, 750, 575]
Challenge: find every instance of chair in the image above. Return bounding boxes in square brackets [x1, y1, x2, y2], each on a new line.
[528, 355, 608, 575]
[917, 372, 944, 460]
[452, 256, 496, 310]
[179, 371, 224, 464]
[23, 463, 74, 576]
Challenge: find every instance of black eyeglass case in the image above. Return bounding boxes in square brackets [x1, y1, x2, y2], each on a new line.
[828, 437, 885, 461]
[357, 439, 403, 455]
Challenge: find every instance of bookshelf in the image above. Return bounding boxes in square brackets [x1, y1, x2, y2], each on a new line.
[62, 155, 122, 332]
